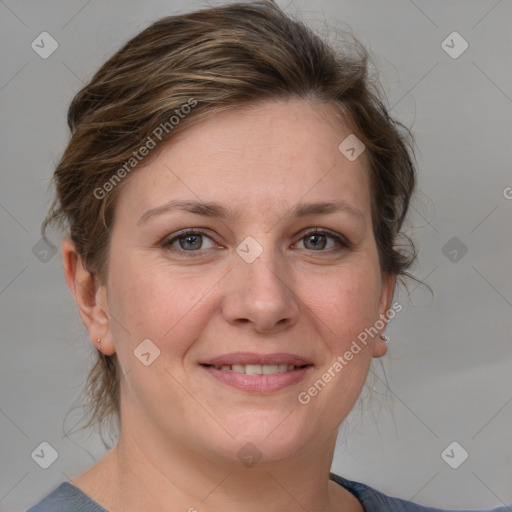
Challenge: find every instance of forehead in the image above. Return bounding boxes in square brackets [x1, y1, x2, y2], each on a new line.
[115, 98, 372, 224]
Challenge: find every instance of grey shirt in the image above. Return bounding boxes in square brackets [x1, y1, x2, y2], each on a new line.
[26, 472, 511, 512]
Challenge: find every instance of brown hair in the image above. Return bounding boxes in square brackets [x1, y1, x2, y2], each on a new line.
[42, 0, 417, 446]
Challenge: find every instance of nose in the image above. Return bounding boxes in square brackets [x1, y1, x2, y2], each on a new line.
[220, 246, 300, 334]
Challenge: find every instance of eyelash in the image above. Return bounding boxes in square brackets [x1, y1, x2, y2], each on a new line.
[161, 228, 351, 257]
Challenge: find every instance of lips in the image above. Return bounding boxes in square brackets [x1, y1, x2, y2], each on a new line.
[199, 352, 314, 392]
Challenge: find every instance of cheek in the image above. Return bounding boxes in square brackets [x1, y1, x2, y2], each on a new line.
[107, 256, 219, 353]
[106, 259, 216, 406]
[305, 259, 382, 342]
[298, 262, 381, 418]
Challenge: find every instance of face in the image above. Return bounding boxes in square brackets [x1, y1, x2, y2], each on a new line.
[91, 98, 394, 465]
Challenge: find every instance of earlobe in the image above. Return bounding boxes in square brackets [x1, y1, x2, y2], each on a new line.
[372, 272, 397, 358]
[61, 237, 116, 355]
[372, 334, 388, 358]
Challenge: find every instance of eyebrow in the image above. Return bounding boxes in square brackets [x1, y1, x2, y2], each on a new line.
[137, 199, 365, 226]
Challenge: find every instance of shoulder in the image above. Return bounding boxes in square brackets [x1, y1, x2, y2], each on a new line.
[330, 472, 511, 512]
[25, 482, 107, 512]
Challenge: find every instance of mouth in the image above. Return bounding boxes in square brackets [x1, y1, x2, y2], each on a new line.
[200, 363, 311, 374]
[199, 353, 314, 393]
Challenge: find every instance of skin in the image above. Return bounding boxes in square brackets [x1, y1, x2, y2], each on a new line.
[62, 97, 396, 512]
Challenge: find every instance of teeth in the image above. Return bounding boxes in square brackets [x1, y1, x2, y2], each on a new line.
[213, 364, 303, 374]
[262, 365, 279, 375]
[245, 364, 262, 375]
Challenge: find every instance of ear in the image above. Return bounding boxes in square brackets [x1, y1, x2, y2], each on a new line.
[61, 237, 116, 355]
[372, 272, 397, 358]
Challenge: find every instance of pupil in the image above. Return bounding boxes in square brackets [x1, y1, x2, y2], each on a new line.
[307, 234, 326, 250]
[180, 234, 201, 250]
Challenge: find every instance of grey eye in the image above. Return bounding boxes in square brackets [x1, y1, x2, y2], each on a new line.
[178, 233, 203, 250]
[303, 233, 328, 250]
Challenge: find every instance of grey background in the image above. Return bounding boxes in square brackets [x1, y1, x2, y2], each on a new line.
[1, 0, 511, 510]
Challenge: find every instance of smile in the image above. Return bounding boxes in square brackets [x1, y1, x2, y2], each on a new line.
[203, 363, 308, 374]
[200, 363, 313, 393]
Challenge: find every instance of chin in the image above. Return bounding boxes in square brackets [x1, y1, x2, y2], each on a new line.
[206, 409, 315, 465]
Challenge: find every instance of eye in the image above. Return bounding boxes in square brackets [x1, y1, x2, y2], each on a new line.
[162, 227, 351, 257]
[162, 229, 217, 255]
[295, 229, 350, 252]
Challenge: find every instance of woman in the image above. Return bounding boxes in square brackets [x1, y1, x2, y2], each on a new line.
[27, 1, 510, 511]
